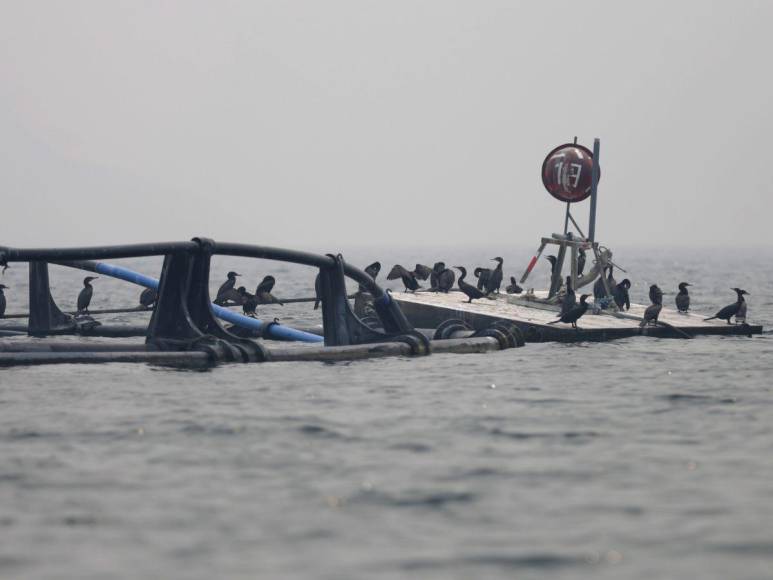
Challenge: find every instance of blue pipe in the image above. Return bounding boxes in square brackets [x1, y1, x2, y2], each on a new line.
[92, 262, 323, 343]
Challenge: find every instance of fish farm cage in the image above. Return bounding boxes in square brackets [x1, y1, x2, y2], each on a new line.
[0, 238, 525, 367]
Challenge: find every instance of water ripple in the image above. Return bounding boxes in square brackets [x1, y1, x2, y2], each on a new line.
[399, 552, 588, 571]
[353, 489, 476, 509]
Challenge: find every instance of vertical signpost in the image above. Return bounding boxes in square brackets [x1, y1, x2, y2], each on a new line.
[520, 138, 602, 294]
[588, 138, 601, 243]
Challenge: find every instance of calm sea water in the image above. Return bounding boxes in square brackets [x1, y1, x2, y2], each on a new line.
[1, 246, 772, 580]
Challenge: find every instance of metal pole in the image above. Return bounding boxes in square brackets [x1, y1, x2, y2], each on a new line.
[567, 212, 586, 239]
[548, 242, 567, 299]
[519, 240, 547, 284]
[563, 202, 570, 234]
[588, 138, 600, 242]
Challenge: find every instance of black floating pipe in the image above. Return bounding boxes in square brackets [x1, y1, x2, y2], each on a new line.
[0, 335, 510, 366]
[0, 241, 198, 262]
[0, 351, 211, 366]
[3, 306, 152, 319]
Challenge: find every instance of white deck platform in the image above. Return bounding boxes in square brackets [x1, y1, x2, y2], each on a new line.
[392, 290, 759, 341]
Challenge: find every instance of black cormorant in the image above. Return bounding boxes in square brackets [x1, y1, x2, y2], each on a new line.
[77, 276, 98, 314]
[675, 282, 691, 313]
[704, 288, 748, 324]
[430, 262, 445, 291]
[649, 283, 663, 306]
[593, 266, 610, 301]
[242, 289, 258, 317]
[613, 279, 631, 311]
[413, 264, 432, 281]
[505, 277, 522, 294]
[256, 275, 284, 305]
[387, 265, 421, 292]
[455, 267, 486, 303]
[606, 265, 617, 290]
[736, 294, 748, 323]
[437, 268, 455, 293]
[640, 284, 663, 327]
[560, 275, 576, 316]
[139, 287, 157, 308]
[365, 262, 381, 280]
[474, 267, 491, 291]
[549, 294, 590, 329]
[577, 248, 586, 277]
[0, 284, 7, 318]
[431, 262, 455, 293]
[485, 257, 504, 294]
[313, 273, 322, 310]
[234, 286, 252, 305]
[358, 261, 382, 292]
[214, 271, 241, 305]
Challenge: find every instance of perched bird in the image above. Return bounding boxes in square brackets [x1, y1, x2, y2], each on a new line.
[214, 271, 241, 305]
[736, 293, 748, 323]
[412, 264, 433, 281]
[242, 289, 258, 317]
[139, 287, 157, 308]
[560, 275, 576, 316]
[593, 266, 610, 301]
[77, 276, 98, 314]
[455, 266, 487, 303]
[430, 262, 455, 293]
[675, 282, 691, 313]
[640, 284, 663, 327]
[0, 284, 7, 318]
[235, 286, 252, 303]
[505, 277, 523, 294]
[549, 294, 590, 329]
[606, 265, 617, 290]
[430, 262, 445, 291]
[577, 248, 586, 277]
[387, 265, 421, 292]
[359, 261, 382, 292]
[613, 279, 631, 311]
[365, 261, 382, 280]
[313, 273, 322, 310]
[255, 275, 284, 305]
[704, 288, 749, 324]
[485, 257, 504, 294]
[649, 283, 663, 306]
[473, 267, 491, 291]
[437, 267, 455, 293]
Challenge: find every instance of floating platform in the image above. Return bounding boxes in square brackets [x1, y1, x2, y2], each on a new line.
[392, 290, 762, 342]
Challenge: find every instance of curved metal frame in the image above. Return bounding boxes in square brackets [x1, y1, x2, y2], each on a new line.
[0, 241, 384, 297]
[0, 238, 414, 348]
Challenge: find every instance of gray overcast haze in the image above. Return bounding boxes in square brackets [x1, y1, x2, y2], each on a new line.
[1, 1, 771, 250]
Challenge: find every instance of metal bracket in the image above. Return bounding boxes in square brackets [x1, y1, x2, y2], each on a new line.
[317, 254, 414, 346]
[146, 238, 268, 361]
[27, 262, 76, 336]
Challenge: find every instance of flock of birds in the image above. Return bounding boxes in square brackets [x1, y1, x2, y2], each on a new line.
[383, 257, 518, 302]
[547, 259, 749, 329]
[0, 272, 285, 319]
[210, 271, 284, 317]
[0, 259, 751, 330]
[381, 255, 750, 330]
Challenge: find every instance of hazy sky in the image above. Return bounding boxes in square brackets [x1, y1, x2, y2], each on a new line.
[2, 1, 771, 250]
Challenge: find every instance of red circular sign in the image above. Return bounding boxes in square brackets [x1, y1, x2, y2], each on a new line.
[541, 143, 599, 203]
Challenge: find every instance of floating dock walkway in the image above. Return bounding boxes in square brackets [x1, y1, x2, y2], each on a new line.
[393, 290, 762, 342]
